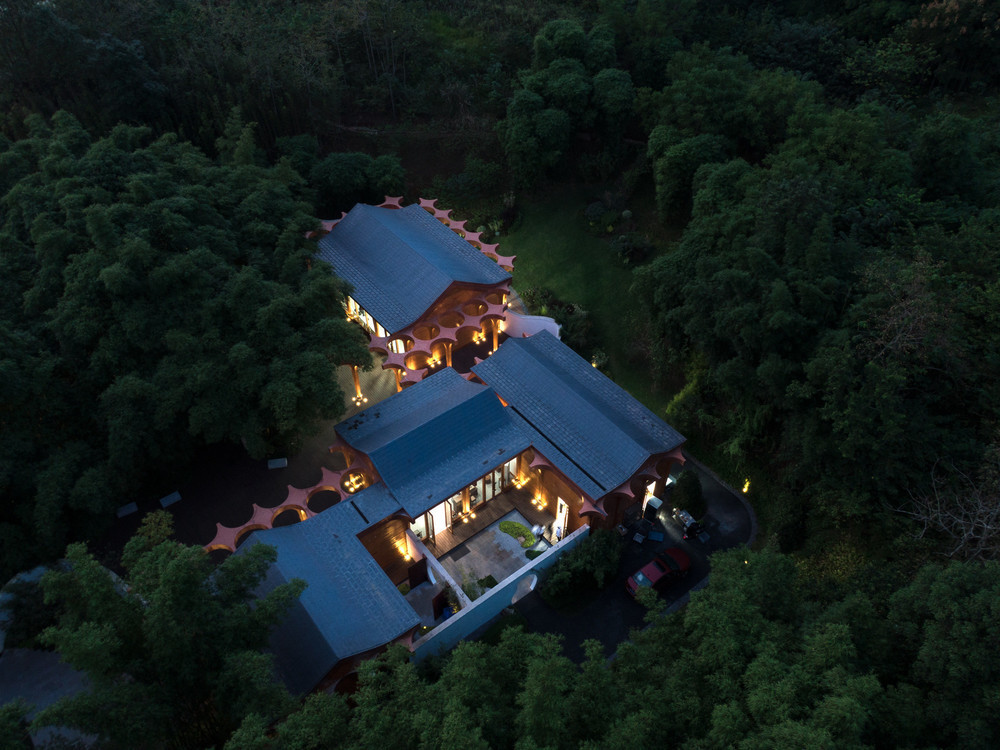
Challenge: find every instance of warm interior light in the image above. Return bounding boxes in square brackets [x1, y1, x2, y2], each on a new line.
[462, 517, 469, 524]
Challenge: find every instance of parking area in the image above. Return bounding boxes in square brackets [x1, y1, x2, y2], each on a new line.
[512, 455, 754, 662]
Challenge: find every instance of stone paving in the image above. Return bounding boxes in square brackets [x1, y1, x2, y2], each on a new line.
[438, 510, 550, 585]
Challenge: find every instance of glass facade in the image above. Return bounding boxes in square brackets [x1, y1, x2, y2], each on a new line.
[408, 457, 521, 544]
[345, 296, 388, 338]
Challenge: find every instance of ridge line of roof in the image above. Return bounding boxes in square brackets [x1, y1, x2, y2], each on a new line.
[507, 402, 610, 493]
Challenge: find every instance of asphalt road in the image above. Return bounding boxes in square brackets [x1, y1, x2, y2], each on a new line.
[513, 454, 756, 662]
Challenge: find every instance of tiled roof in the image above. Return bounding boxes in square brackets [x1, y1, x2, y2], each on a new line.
[505, 410, 605, 500]
[239, 492, 417, 695]
[472, 331, 685, 494]
[337, 369, 530, 518]
[315, 204, 510, 333]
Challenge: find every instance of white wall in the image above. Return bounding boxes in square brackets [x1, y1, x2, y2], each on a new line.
[410, 525, 589, 661]
[502, 311, 560, 340]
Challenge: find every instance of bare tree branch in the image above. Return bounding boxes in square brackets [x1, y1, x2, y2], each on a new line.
[897, 451, 1000, 560]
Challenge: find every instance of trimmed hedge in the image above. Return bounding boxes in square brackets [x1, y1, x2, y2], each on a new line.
[499, 520, 536, 548]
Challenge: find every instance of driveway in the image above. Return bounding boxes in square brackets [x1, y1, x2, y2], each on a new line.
[513, 453, 755, 661]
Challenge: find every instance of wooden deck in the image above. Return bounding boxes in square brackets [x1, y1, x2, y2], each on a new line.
[425, 487, 555, 556]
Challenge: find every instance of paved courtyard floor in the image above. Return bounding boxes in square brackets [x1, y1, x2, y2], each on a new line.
[438, 510, 550, 585]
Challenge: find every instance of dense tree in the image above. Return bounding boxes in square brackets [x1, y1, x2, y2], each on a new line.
[882, 559, 1000, 748]
[222, 549, 1000, 750]
[497, 90, 573, 187]
[225, 692, 352, 750]
[0, 0, 167, 138]
[0, 701, 30, 750]
[906, 0, 1000, 91]
[0, 113, 370, 578]
[32, 511, 304, 748]
[635, 88, 1000, 534]
[309, 151, 406, 216]
[2, 2, 1000, 746]
[497, 18, 636, 187]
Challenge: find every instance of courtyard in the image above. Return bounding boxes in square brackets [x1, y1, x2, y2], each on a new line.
[438, 509, 551, 585]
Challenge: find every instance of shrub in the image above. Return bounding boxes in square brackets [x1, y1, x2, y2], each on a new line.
[434, 156, 503, 207]
[526, 549, 545, 560]
[519, 286, 556, 314]
[461, 577, 483, 601]
[584, 200, 606, 224]
[479, 611, 528, 645]
[540, 530, 623, 605]
[499, 520, 536, 548]
[590, 349, 609, 371]
[0, 579, 61, 649]
[557, 303, 594, 355]
[308, 151, 405, 215]
[672, 469, 705, 519]
[518, 287, 593, 355]
[611, 232, 653, 267]
[275, 134, 319, 178]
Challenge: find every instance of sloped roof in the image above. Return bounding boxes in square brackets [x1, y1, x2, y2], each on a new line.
[505, 410, 605, 500]
[472, 331, 685, 495]
[315, 204, 510, 333]
[240, 490, 417, 695]
[337, 368, 530, 518]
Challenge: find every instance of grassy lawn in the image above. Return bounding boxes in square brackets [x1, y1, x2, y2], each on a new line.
[502, 185, 675, 417]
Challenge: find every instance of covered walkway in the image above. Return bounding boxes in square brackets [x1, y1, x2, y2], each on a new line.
[425, 486, 555, 557]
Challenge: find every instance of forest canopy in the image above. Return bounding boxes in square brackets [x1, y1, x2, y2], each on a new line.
[2, 0, 1000, 746]
[0, 112, 369, 578]
[214, 548, 1000, 750]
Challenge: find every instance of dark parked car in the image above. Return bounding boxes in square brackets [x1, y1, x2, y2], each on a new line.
[625, 547, 691, 597]
[672, 507, 710, 543]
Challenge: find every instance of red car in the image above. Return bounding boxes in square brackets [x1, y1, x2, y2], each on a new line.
[625, 548, 691, 597]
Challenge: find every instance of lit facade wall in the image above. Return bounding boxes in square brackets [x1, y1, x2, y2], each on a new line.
[346, 296, 388, 338]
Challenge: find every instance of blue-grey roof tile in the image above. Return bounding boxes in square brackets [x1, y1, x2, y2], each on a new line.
[239, 499, 418, 695]
[505, 410, 605, 500]
[315, 204, 510, 333]
[338, 369, 530, 518]
[348, 482, 404, 526]
[473, 331, 685, 493]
